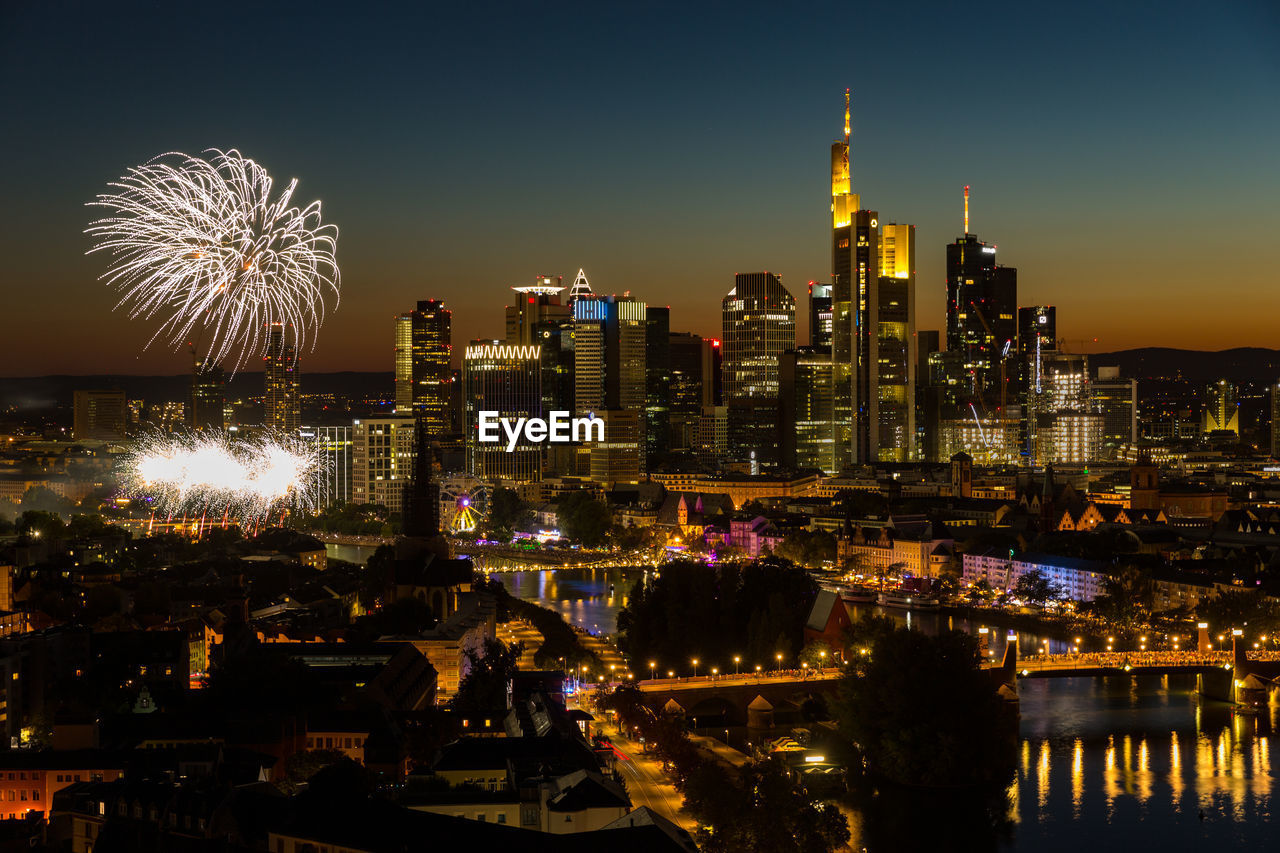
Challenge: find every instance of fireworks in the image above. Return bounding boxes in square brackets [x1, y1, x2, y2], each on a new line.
[120, 429, 326, 526]
[86, 149, 339, 372]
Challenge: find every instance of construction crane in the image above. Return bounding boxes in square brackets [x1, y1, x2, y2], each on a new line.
[1056, 337, 1099, 354]
[967, 300, 1013, 415]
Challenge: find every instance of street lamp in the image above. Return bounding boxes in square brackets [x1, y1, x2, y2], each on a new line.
[819, 650, 827, 669]
[775, 652, 783, 672]
[711, 667, 718, 679]
[733, 655, 741, 676]
[649, 661, 657, 680]
[691, 658, 699, 678]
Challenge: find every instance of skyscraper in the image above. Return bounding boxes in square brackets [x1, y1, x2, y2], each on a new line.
[506, 275, 577, 413]
[644, 306, 671, 465]
[190, 355, 225, 431]
[808, 281, 833, 351]
[1018, 306, 1057, 458]
[575, 295, 646, 483]
[264, 323, 300, 432]
[945, 223, 1017, 409]
[1203, 380, 1239, 435]
[1093, 366, 1138, 459]
[828, 92, 915, 464]
[463, 341, 543, 483]
[779, 347, 836, 473]
[394, 299, 453, 434]
[874, 222, 917, 462]
[722, 271, 795, 464]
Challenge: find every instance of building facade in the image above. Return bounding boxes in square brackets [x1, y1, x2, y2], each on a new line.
[394, 299, 453, 434]
[722, 272, 795, 465]
[264, 323, 300, 432]
[352, 417, 416, 513]
[463, 342, 543, 483]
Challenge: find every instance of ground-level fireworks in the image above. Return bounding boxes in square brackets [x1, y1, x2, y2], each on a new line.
[119, 429, 326, 527]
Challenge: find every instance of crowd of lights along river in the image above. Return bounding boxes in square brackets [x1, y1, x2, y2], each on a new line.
[323, 553, 1276, 848]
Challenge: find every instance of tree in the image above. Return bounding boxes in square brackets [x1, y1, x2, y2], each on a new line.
[799, 639, 835, 669]
[278, 749, 350, 794]
[450, 638, 523, 717]
[557, 491, 612, 547]
[67, 513, 115, 539]
[17, 510, 65, 540]
[834, 626, 1013, 787]
[1096, 564, 1156, 624]
[1012, 569, 1061, 607]
[18, 486, 76, 517]
[486, 488, 529, 540]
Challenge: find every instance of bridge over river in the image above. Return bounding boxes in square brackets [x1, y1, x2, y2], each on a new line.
[628, 640, 1280, 724]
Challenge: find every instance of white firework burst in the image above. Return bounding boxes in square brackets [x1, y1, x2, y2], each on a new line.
[86, 149, 339, 372]
[119, 428, 326, 526]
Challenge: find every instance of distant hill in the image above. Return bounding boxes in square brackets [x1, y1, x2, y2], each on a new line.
[0, 372, 395, 411]
[1084, 348, 1280, 387]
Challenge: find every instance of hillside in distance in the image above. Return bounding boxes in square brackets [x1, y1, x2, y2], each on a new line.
[0, 372, 395, 412]
[1081, 348, 1280, 387]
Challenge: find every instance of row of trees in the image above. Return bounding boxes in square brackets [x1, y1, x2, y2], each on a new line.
[602, 685, 849, 853]
[616, 559, 819, 674]
[485, 488, 614, 548]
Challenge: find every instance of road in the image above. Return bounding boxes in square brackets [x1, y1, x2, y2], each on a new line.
[597, 715, 697, 833]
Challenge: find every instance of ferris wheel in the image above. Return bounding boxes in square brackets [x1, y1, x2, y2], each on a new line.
[438, 475, 490, 533]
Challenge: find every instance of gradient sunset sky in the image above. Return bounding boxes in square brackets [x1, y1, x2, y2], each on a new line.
[2, 0, 1278, 376]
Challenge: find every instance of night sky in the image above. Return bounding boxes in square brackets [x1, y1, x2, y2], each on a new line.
[2, 0, 1278, 377]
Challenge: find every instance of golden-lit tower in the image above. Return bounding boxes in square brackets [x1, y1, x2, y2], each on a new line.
[830, 89, 858, 229]
[964, 185, 970, 235]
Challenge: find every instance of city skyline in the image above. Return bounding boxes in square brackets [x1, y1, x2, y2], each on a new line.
[3, 0, 1279, 376]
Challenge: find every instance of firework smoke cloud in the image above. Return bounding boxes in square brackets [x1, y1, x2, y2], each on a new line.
[86, 149, 339, 371]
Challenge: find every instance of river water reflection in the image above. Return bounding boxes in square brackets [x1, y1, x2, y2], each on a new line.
[847, 675, 1277, 852]
[488, 568, 1276, 849]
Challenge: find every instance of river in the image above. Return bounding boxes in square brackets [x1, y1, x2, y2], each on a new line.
[490, 566, 1277, 849]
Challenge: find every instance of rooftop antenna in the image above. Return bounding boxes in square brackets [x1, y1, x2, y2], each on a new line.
[964, 185, 970, 236]
[843, 88, 850, 144]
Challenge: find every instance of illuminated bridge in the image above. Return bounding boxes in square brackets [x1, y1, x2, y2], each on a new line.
[986, 638, 1280, 704]
[635, 670, 842, 726]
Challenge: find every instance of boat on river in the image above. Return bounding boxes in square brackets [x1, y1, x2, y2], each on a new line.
[877, 590, 941, 610]
[839, 585, 878, 603]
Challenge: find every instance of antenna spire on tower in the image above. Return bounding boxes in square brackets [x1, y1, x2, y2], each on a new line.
[964, 185, 970, 235]
[843, 88, 850, 144]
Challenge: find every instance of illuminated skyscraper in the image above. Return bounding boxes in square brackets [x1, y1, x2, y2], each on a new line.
[575, 295, 646, 483]
[264, 323, 300, 432]
[506, 275, 576, 413]
[1093, 367, 1138, 458]
[463, 341, 543, 483]
[808, 281, 833, 351]
[780, 347, 836, 473]
[1202, 379, 1239, 435]
[722, 271, 795, 464]
[829, 92, 915, 463]
[394, 299, 453, 435]
[945, 219, 1017, 409]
